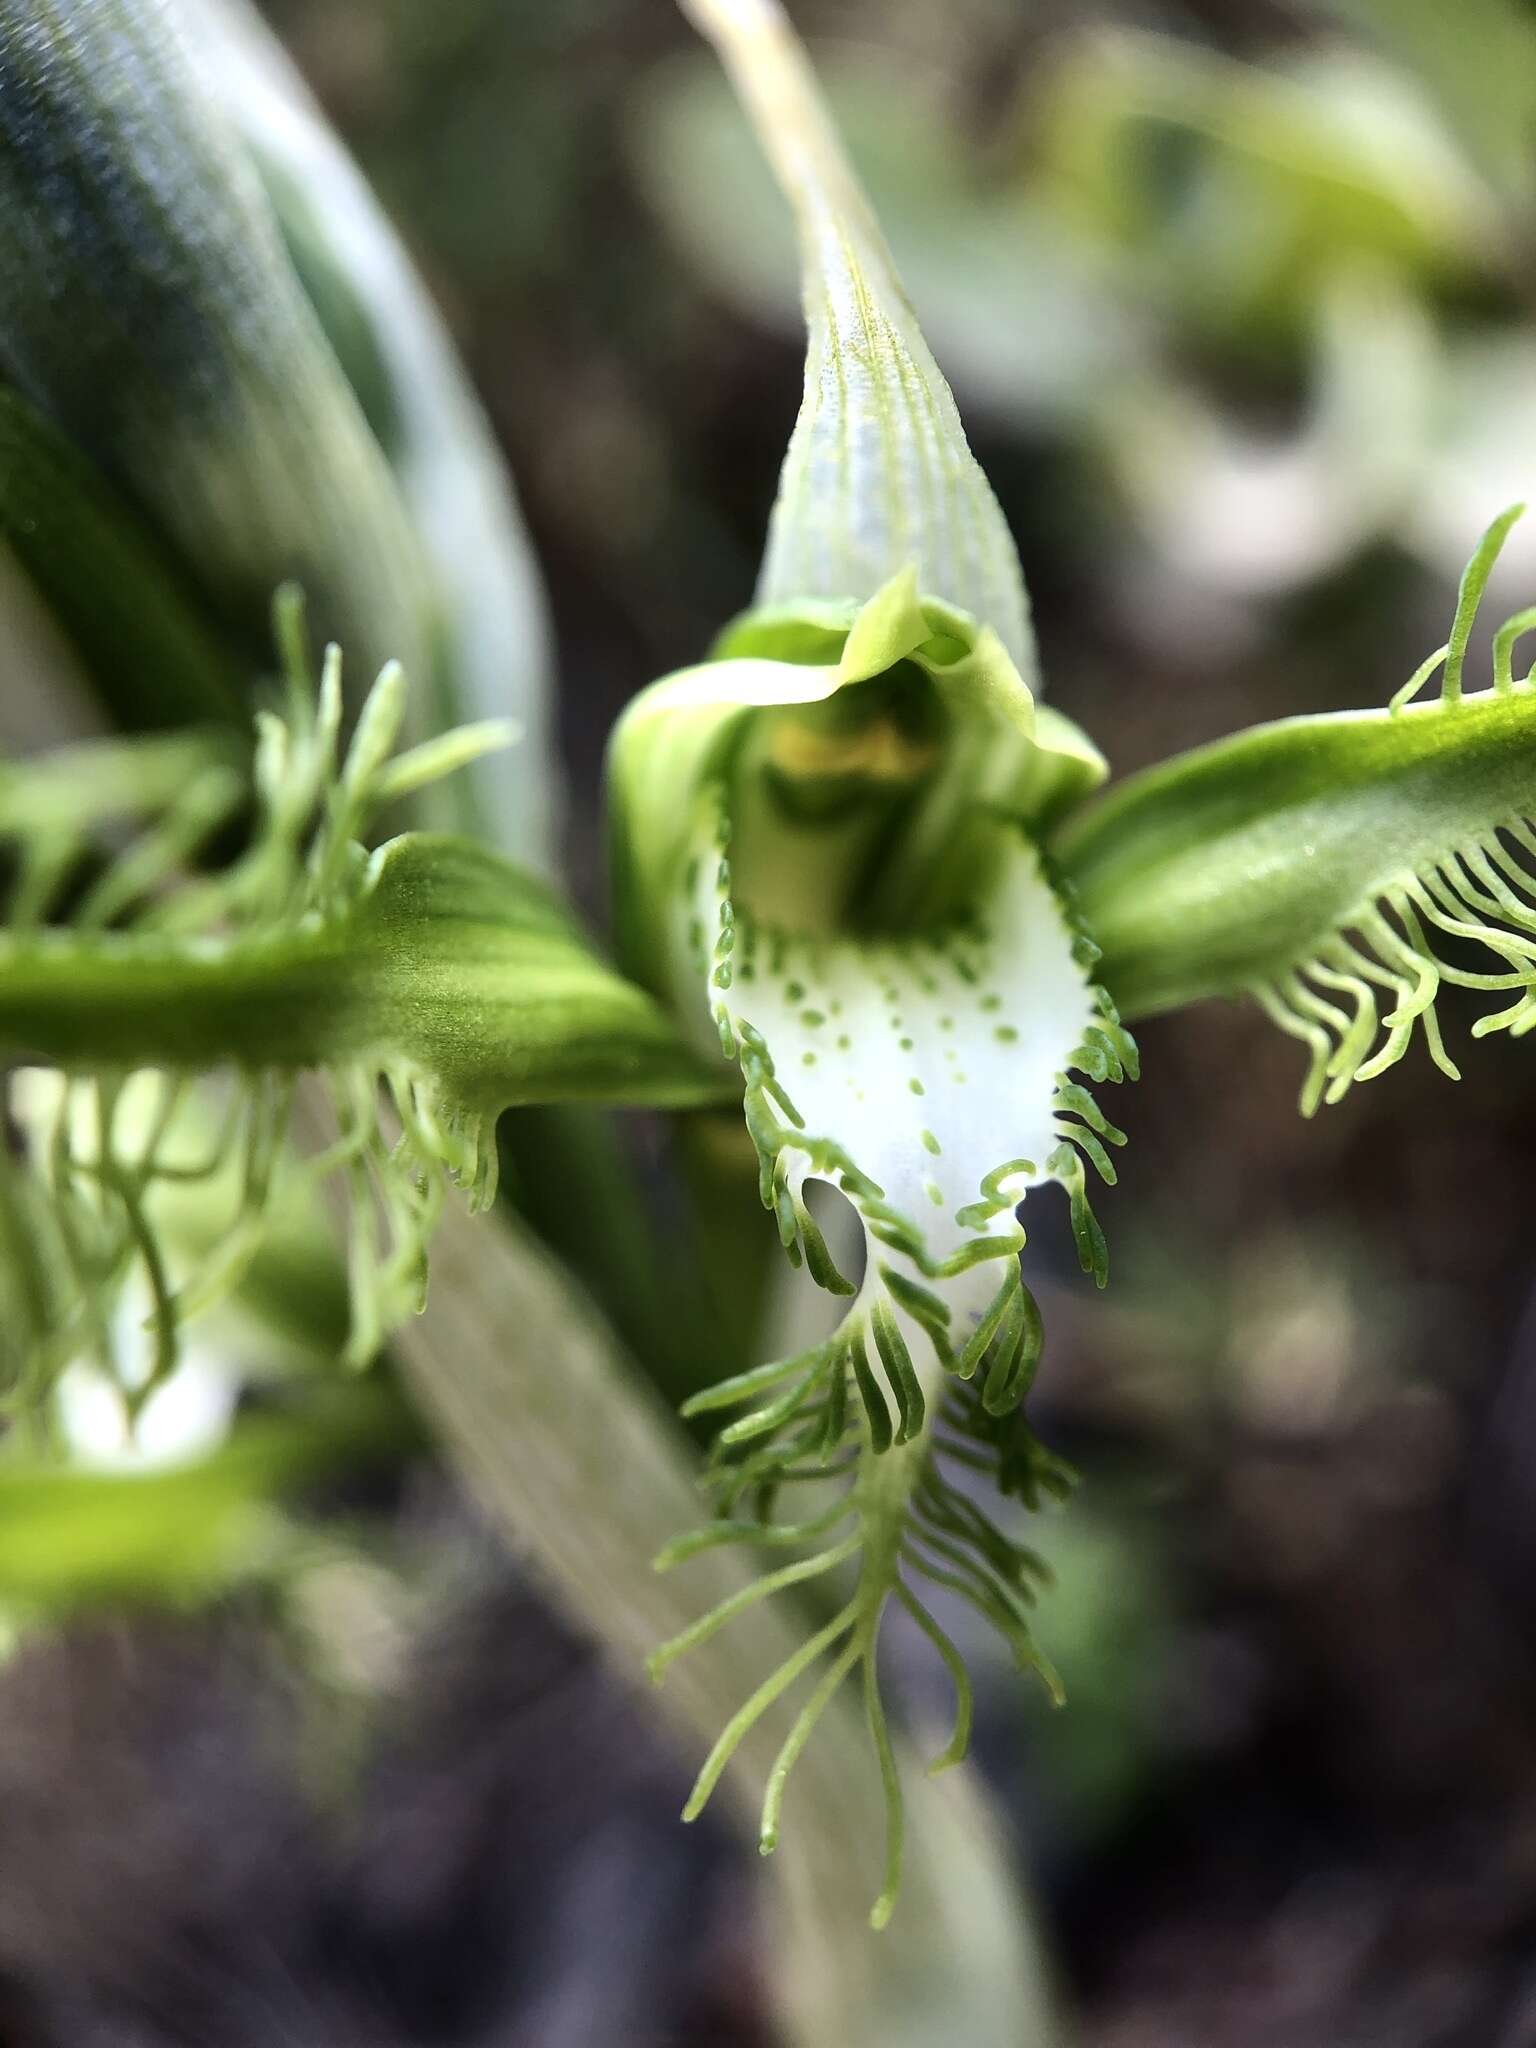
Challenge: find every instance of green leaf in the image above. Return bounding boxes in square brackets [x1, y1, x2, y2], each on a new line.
[0, 1383, 410, 1614]
[0, 0, 430, 689]
[0, 382, 242, 729]
[196, 0, 561, 867]
[1310, 0, 1536, 208]
[680, 0, 1033, 673]
[1057, 510, 1536, 1109]
[1037, 31, 1496, 315]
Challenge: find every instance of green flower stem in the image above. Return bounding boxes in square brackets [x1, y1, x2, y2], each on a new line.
[673, 1112, 783, 1382]
[394, 1197, 1064, 2048]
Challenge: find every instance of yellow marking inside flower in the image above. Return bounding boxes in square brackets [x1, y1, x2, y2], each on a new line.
[766, 714, 937, 788]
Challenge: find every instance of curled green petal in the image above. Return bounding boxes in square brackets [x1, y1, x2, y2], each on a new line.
[612, 571, 1101, 977]
[1058, 511, 1536, 1109]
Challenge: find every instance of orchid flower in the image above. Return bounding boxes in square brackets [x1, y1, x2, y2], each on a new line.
[605, 0, 1536, 1922]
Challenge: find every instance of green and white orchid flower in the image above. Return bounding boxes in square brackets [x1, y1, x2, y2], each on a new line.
[605, 0, 1536, 1921]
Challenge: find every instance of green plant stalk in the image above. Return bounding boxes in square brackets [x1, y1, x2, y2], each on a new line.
[498, 1103, 745, 1406]
[673, 1111, 784, 1386]
[394, 1198, 1065, 2048]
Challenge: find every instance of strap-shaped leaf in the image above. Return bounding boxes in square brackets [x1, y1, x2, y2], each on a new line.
[681, 0, 1033, 675]
[1057, 511, 1536, 1109]
[0, 0, 429, 686]
[192, 0, 561, 868]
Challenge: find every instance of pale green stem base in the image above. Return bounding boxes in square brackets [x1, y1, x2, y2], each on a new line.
[394, 1200, 1067, 2048]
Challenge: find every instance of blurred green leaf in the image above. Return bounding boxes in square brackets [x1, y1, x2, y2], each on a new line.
[200, 0, 561, 867]
[1312, 0, 1536, 208]
[0, 0, 431, 692]
[0, 1382, 411, 1615]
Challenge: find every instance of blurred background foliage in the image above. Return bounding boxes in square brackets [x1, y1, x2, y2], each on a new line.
[7, 0, 1536, 2042]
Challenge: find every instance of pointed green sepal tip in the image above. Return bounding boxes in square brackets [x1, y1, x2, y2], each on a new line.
[681, 0, 1033, 676]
